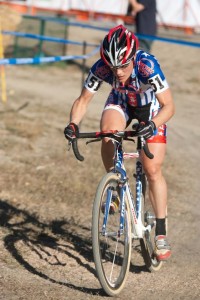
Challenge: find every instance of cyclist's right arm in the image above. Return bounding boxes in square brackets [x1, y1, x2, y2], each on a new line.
[69, 87, 95, 125]
[65, 60, 109, 142]
[69, 61, 105, 125]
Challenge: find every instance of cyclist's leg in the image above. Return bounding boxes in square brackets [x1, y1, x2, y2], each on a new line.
[141, 142, 167, 219]
[100, 101, 128, 171]
[101, 109, 126, 171]
[141, 141, 171, 260]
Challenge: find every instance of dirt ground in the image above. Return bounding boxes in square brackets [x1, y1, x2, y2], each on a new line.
[0, 22, 200, 300]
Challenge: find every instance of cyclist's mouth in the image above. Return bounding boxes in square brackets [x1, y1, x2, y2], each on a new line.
[118, 76, 124, 82]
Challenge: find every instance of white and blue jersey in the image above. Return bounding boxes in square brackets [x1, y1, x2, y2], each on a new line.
[84, 50, 169, 143]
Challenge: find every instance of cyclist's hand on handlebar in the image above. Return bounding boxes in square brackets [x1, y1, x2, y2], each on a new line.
[64, 122, 79, 141]
[133, 121, 156, 140]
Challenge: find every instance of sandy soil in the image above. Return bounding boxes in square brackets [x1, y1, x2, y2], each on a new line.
[0, 22, 200, 299]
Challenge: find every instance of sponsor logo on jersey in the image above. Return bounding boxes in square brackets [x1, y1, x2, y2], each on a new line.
[138, 58, 154, 77]
[128, 91, 138, 106]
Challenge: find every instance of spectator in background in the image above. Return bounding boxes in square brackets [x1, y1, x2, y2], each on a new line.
[128, 0, 157, 52]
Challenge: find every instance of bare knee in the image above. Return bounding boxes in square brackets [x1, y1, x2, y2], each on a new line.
[101, 138, 115, 171]
[144, 164, 162, 182]
[101, 137, 113, 150]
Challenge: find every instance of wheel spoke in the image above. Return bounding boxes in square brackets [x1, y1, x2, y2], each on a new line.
[92, 173, 132, 296]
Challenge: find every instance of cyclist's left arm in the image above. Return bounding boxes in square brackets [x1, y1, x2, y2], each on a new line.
[146, 56, 175, 128]
[153, 88, 175, 129]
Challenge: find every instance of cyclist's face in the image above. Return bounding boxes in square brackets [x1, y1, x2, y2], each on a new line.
[110, 60, 134, 84]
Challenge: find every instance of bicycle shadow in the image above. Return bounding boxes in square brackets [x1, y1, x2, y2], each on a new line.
[0, 199, 147, 295]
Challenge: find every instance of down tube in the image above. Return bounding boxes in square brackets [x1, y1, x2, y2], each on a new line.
[135, 161, 143, 220]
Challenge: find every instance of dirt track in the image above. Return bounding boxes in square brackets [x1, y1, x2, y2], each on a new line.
[0, 24, 200, 299]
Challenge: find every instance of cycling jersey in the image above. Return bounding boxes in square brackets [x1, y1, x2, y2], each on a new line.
[84, 50, 169, 143]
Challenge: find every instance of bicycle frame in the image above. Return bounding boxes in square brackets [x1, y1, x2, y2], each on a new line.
[69, 129, 162, 295]
[103, 137, 152, 240]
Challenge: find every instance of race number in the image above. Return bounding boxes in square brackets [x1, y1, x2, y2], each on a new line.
[148, 74, 167, 93]
[85, 72, 102, 92]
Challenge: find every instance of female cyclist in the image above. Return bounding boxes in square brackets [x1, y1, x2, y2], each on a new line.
[64, 25, 175, 261]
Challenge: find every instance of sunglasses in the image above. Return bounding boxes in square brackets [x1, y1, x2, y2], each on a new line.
[110, 62, 131, 71]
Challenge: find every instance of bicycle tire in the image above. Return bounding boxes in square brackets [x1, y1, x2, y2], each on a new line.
[140, 175, 163, 272]
[92, 172, 132, 296]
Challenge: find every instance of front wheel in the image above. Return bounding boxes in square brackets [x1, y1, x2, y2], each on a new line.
[92, 172, 132, 296]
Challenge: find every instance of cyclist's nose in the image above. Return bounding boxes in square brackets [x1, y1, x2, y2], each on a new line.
[115, 68, 123, 75]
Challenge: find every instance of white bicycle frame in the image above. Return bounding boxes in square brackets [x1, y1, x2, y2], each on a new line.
[117, 147, 153, 240]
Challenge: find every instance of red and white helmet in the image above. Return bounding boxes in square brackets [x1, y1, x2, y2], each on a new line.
[100, 25, 138, 68]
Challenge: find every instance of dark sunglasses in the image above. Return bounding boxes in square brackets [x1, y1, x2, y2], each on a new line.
[110, 62, 131, 71]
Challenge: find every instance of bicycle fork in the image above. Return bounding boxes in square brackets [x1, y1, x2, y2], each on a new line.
[101, 173, 143, 239]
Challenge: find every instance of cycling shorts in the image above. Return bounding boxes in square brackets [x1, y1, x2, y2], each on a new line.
[103, 94, 167, 143]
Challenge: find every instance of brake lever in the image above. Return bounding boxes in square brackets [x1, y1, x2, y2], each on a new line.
[67, 140, 72, 151]
[86, 138, 101, 145]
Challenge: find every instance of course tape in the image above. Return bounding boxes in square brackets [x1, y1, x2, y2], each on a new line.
[3, 28, 200, 49]
[1, 22, 199, 65]
[0, 46, 100, 65]
[20, 17, 200, 48]
[22, 15, 110, 32]
[2, 31, 99, 48]
[136, 33, 200, 48]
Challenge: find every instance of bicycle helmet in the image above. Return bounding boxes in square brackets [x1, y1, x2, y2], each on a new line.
[100, 24, 138, 68]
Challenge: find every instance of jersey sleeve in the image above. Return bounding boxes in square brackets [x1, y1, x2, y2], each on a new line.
[137, 52, 169, 94]
[148, 55, 169, 94]
[84, 59, 112, 93]
[84, 70, 103, 93]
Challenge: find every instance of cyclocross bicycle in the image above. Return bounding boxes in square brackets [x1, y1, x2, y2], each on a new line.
[69, 128, 163, 296]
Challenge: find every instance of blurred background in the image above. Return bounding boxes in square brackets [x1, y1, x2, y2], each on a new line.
[0, 0, 200, 60]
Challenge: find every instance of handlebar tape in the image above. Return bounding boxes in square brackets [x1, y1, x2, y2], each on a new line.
[143, 143, 154, 159]
[72, 138, 84, 161]
[71, 132, 154, 161]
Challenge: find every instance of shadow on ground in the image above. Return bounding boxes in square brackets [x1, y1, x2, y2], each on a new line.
[0, 199, 147, 296]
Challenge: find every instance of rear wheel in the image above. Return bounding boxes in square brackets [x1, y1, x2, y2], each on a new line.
[92, 172, 132, 296]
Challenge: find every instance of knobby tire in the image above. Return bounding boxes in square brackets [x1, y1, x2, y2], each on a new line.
[92, 172, 132, 296]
